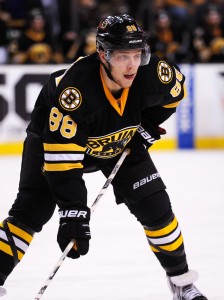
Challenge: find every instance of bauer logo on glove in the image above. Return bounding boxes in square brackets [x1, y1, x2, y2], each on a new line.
[59, 210, 88, 219]
[57, 207, 91, 259]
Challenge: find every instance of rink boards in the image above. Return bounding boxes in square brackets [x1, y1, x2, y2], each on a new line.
[0, 63, 224, 154]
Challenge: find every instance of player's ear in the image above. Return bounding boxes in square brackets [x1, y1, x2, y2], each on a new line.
[98, 50, 107, 65]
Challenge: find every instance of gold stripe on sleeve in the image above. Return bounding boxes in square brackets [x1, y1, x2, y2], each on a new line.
[44, 162, 83, 171]
[163, 101, 181, 108]
[43, 143, 86, 152]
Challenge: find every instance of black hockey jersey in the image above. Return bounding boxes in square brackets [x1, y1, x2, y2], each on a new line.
[30, 52, 186, 207]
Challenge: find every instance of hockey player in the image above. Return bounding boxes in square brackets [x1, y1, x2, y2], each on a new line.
[0, 14, 207, 299]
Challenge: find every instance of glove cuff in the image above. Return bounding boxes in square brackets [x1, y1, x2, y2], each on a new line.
[59, 207, 90, 223]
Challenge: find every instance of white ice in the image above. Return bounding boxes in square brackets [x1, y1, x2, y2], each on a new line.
[0, 150, 224, 300]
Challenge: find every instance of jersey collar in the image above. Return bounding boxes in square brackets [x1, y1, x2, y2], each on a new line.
[100, 65, 129, 116]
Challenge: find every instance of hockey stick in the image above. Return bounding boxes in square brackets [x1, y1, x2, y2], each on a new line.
[34, 148, 130, 299]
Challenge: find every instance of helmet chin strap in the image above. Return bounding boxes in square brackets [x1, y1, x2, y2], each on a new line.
[101, 61, 117, 83]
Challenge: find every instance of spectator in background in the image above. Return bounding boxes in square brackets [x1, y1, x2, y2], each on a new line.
[0, 0, 30, 63]
[0, 3, 10, 63]
[71, 28, 97, 62]
[63, 0, 130, 62]
[1, 0, 224, 64]
[165, 0, 190, 22]
[165, 0, 193, 51]
[18, 0, 66, 53]
[192, 7, 224, 62]
[191, 0, 210, 29]
[149, 9, 191, 63]
[126, 0, 143, 19]
[36, 0, 61, 51]
[194, 0, 224, 28]
[73, 0, 130, 35]
[135, 0, 166, 33]
[1, 0, 27, 31]
[75, 0, 100, 35]
[58, 0, 81, 59]
[11, 9, 63, 64]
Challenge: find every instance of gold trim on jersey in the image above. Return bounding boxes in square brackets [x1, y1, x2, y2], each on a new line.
[44, 162, 83, 171]
[43, 143, 86, 152]
[55, 74, 64, 86]
[43, 143, 85, 171]
[86, 126, 137, 158]
[100, 66, 129, 116]
[163, 81, 187, 108]
[163, 100, 181, 108]
[55, 58, 85, 87]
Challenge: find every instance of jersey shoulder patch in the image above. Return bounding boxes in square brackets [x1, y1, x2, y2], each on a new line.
[59, 87, 82, 111]
[157, 60, 173, 84]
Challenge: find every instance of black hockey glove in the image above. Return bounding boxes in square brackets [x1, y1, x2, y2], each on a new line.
[57, 207, 91, 259]
[137, 124, 166, 148]
[129, 123, 166, 151]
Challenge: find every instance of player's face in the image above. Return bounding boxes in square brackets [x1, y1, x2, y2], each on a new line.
[109, 49, 142, 88]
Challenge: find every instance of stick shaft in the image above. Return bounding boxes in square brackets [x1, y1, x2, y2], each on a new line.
[90, 148, 130, 214]
[34, 148, 130, 299]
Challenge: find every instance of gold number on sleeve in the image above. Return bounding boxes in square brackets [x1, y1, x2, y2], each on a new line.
[170, 80, 181, 97]
[60, 115, 77, 139]
[49, 107, 63, 131]
[49, 107, 77, 139]
[170, 67, 184, 98]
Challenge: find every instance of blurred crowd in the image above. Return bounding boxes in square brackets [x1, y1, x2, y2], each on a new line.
[0, 0, 224, 65]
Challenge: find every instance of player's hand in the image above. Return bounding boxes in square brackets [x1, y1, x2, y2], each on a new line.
[129, 123, 166, 151]
[57, 207, 91, 259]
[137, 124, 166, 149]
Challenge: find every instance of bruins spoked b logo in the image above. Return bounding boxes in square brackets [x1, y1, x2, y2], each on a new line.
[157, 61, 173, 84]
[59, 87, 82, 111]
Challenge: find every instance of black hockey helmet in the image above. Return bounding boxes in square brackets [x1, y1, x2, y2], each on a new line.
[96, 14, 150, 66]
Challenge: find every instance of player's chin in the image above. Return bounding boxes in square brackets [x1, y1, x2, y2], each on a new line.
[124, 80, 135, 88]
[122, 76, 135, 87]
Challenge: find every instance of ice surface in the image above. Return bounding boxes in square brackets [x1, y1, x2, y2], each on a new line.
[0, 150, 223, 300]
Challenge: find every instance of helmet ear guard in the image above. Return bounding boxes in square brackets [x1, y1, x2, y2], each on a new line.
[96, 14, 151, 66]
[140, 45, 151, 66]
